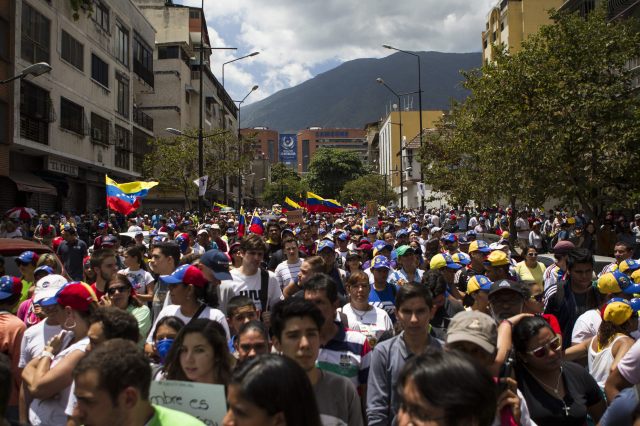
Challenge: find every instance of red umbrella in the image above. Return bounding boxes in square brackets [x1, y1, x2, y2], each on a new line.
[6, 207, 37, 221]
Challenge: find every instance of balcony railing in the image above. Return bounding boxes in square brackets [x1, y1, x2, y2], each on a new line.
[133, 107, 153, 132]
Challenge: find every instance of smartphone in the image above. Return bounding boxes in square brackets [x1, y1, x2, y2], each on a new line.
[498, 353, 513, 394]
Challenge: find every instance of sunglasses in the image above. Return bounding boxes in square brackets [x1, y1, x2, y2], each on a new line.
[527, 336, 561, 358]
[530, 293, 544, 303]
[107, 286, 129, 295]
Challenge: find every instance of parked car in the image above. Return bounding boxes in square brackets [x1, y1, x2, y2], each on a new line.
[0, 238, 65, 278]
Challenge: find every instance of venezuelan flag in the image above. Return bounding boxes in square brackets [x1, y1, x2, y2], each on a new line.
[306, 192, 344, 213]
[284, 197, 302, 210]
[248, 209, 264, 235]
[237, 207, 246, 237]
[105, 176, 158, 215]
[324, 199, 344, 213]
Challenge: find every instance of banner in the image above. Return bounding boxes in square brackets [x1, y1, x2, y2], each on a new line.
[286, 209, 303, 224]
[193, 175, 209, 197]
[278, 134, 297, 165]
[149, 380, 226, 425]
[417, 182, 426, 197]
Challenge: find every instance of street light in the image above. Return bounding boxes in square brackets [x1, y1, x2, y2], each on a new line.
[0, 62, 52, 84]
[376, 77, 405, 210]
[234, 85, 259, 209]
[222, 52, 260, 88]
[383, 44, 424, 212]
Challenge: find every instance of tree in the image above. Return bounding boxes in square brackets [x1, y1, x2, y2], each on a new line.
[340, 174, 396, 207]
[304, 148, 368, 198]
[143, 129, 251, 209]
[261, 177, 309, 206]
[420, 6, 640, 220]
[270, 163, 298, 182]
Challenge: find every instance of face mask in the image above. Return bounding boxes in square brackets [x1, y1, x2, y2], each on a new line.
[156, 338, 175, 364]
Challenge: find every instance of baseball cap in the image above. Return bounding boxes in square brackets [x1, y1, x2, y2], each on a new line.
[553, 240, 575, 255]
[468, 240, 491, 254]
[452, 252, 471, 266]
[619, 259, 640, 275]
[33, 274, 68, 304]
[199, 249, 233, 281]
[446, 311, 497, 354]
[16, 251, 39, 265]
[466, 230, 477, 237]
[489, 242, 508, 251]
[603, 298, 638, 326]
[373, 240, 393, 253]
[34, 266, 54, 279]
[101, 235, 118, 248]
[597, 271, 640, 295]
[317, 240, 335, 252]
[98, 222, 108, 229]
[429, 253, 462, 270]
[356, 243, 373, 252]
[441, 233, 458, 243]
[396, 229, 409, 238]
[197, 229, 209, 236]
[466, 275, 492, 294]
[226, 227, 236, 234]
[160, 264, 209, 287]
[488, 279, 524, 298]
[367, 227, 377, 235]
[0, 276, 22, 301]
[396, 245, 416, 257]
[212, 224, 221, 230]
[40, 282, 97, 312]
[484, 250, 510, 267]
[229, 242, 241, 254]
[336, 232, 348, 241]
[371, 255, 391, 270]
[318, 228, 327, 235]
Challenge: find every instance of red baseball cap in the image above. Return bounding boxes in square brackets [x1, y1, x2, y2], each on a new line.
[40, 281, 97, 312]
[160, 265, 208, 287]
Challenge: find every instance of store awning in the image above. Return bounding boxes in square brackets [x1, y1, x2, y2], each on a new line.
[9, 171, 58, 196]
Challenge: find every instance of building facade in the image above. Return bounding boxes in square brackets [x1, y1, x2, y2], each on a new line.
[296, 127, 367, 174]
[3, 0, 156, 213]
[482, 0, 564, 63]
[378, 110, 445, 209]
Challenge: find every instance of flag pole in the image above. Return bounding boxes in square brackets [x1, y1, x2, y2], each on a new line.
[105, 174, 111, 219]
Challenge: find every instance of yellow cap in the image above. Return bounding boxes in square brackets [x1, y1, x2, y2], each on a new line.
[604, 301, 633, 326]
[484, 250, 509, 267]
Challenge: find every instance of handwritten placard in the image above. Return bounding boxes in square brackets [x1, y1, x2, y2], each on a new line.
[366, 201, 377, 218]
[286, 209, 303, 224]
[149, 380, 226, 426]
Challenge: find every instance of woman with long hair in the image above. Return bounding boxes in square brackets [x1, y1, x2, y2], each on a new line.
[512, 316, 605, 425]
[162, 318, 234, 385]
[515, 246, 546, 287]
[223, 354, 322, 426]
[103, 274, 152, 342]
[22, 282, 98, 425]
[119, 245, 154, 303]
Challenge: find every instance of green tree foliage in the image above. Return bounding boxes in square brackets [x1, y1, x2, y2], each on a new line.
[143, 130, 251, 209]
[261, 177, 309, 206]
[340, 174, 397, 207]
[304, 148, 368, 198]
[421, 6, 640, 219]
[270, 163, 299, 182]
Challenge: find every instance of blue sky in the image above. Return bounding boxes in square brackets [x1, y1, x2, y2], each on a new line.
[178, 0, 497, 105]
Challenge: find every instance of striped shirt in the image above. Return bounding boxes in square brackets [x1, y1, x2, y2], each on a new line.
[317, 323, 372, 388]
[543, 263, 565, 291]
[598, 262, 618, 278]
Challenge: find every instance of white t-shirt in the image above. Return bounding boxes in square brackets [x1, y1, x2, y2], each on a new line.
[339, 304, 393, 347]
[18, 320, 67, 368]
[220, 269, 283, 313]
[515, 217, 530, 239]
[118, 268, 154, 294]
[274, 259, 302, 290]
[29, 337, 89, 426]
[571, 309, 602, 345]
[147, 304, 230, 343]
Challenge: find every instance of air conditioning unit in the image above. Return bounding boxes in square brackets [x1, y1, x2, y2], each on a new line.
[92, 128, 103, 141]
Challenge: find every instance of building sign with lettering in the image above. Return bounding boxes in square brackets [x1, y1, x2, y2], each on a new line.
[278, 134, 297, 164]
[46, 157, 79, 177]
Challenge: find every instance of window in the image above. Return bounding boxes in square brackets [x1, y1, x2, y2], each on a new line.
[0, 17, 9, 61]
[132, 128, 149, 173]
[93, 0, 109, 32]
[115, 23, 129, 67]
[116, 72, 129, 118]
[60, 97, 85, 135]
[133, 33, 153, 87]
[114, 125, 131, 170]
[21, 3, 50, 63]
[158, 45, 180, 59]
[185, 90, 190, 104]
[61, 30, 84, 70]
[90, 113, 109, 144]
[20, 81, 51, 144]
[91, 53, 109, 88]
[500, 21, 504, 32]
[189, 9, 200, 19]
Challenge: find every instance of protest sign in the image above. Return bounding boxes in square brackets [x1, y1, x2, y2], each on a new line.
[150, 380, 226, 426]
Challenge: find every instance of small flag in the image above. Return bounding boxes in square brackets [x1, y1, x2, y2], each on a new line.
[284, 197, 302, 210]
[238, 207, 246, 237]
[248, 209, 264, 235]
[193, 175, 209, 197]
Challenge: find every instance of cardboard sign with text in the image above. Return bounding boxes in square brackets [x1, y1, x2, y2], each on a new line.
[366, 201, 377, 218]
[286, 209, 304, 224]
[149, 380, 226, 426]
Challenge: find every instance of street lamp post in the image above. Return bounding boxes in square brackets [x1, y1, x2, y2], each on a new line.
[376, 78, 405, 211]
[383, 45, 424, 212]
[222, 52, 260, 88]
[234, 85, 259, 209]
[0, 62, 52, 84]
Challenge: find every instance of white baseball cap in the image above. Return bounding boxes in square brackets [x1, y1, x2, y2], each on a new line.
[33, 274, 68, 304]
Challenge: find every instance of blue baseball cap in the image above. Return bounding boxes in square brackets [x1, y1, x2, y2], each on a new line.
[318, 227, 327, 235]
[371, 255, 391, 270]
[98, 222, 108, 229]
[17, 251, 39, 265]
[175, 233, 190, 253]
[336, 232, 348, 241]
[396, 229, 409, 238]
[466, 230, 477, 237]
[399, 217, 409, 223]
[452, 252, 472, 266]
[0, 276, 22, 301]
[317, 240, 335, 252]
[367, 227, 377, 235]
[34, 265, 54, 276]
[160, 264, 208, 287]
[469, 240, 491, 254]
[199, 249, 232, 281]
[373, 240, 393, 252]
[441, 233, 458, 243]
[166, 223, 177, 231]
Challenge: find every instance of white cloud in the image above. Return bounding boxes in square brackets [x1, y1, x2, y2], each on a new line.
[179, 0, 496, 103]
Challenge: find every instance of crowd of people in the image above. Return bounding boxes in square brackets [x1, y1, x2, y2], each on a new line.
[1, 205, 640, 425]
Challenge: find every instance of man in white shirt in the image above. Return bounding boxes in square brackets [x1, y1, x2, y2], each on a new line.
[219, 234, 282, 315]
[274, 237, 303, 291]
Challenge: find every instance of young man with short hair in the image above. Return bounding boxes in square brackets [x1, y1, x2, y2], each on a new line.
[219, 234, 282, 315]
[148, 242, 180, 318]
[225, 295, 258, 355]
[72, 339, 204, 425]
[272, 298, 363, 426]
[89, 249, 119, 300]
[366, 283, 441, 426]
[57, 225, 88, 282]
